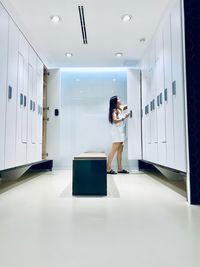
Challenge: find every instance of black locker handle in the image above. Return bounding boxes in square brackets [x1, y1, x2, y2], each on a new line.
[24, 95, 26, 107]
[30, 100, 33, 110]
[157, 95, 160, 107]
[160, 93, 163, 105]
[164, 88, 168, 101]
[152, 99, 155, 110]
[20, 93, 23, 106]
[130, 110, 133, 118]
[8, 86, 12, 99]
[33, 101, 35, 112]
[172, 81, 176, 95]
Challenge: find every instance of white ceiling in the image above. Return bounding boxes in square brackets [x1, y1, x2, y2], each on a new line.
[2, 0, 171, 68]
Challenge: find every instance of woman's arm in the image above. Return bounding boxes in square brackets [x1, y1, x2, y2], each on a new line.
[112, 110, 129, 124]
[119, 104, 128, 111]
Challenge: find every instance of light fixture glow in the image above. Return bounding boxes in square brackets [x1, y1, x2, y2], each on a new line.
[121, 14, 132, 22]
[50, 15, 61, 23]
[65, 52, 73, 58]
[115, 52, 123, 57]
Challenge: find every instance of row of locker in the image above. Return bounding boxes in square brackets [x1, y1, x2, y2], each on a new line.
[0, 3, 43, 171]
[141, 0, 187, 172]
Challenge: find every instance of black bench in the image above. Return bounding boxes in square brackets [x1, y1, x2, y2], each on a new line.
[72, 153, 107, 196]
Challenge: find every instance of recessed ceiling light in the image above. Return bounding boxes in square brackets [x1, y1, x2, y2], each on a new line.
[140, 37, 146, 42]
[115, 52, 123, 57]
[65, 52, 73, 57]
[121, 14, 132, 22]
[50, 15, 61, 23]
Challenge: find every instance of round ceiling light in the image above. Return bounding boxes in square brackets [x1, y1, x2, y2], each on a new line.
[50, 15, 61, 23]
[121, 14, 132, 22]
[65, 52, 73, 57]
[115, 52, 123, 57]
[140, 37, 146, 42]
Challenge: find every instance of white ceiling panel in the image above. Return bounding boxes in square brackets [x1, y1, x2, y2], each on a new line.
[1, 0, 171, 67]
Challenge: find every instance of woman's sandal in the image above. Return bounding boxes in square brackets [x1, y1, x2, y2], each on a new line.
[107, 169, 117, 175]
[118, 169, 129, 174]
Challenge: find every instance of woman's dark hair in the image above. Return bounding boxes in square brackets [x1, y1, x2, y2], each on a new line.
[109, 96, 118, 124]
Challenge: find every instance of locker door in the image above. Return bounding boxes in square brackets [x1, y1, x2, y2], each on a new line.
[163, 15, 175, 169]
[141, 68, 147, 160]
[46, 69, 61, 160]
[27, 63, 33, 163]
[15, 33, 28, 165]
[156, 30, 167, 165]
[127, 69, 142, 160]
[4, 18, 19, 169]
[36, 57, 43, 160]
[27, 47, 37, 163]
[0, 4, 9, 170]
[31, 68, 37, 146]
[171, 0, 187, 172]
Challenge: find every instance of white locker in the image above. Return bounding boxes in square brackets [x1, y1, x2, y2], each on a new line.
[127, 69, 142, 160]
[141, 67, 147, 160]
[15, 33, 29, 166]
[156, 30, 167, 165]
[46, 69, 61, 160]
[4, 18, 19, 169]
[27, 47, 37, 163]
[163, 15, 175, 169]
[171, 0, 187, 172]
[36, 57, 43, 160]
[149, 42, 158, 163]
[0, 4, 9, 170]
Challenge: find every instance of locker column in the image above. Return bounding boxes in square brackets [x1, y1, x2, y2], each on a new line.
[15, 33, 29, 166]
[36, 58, 44, 160]
[27, 47, 37, 163]
[0, 4, 9, 170]
[4, 18, 19, 169]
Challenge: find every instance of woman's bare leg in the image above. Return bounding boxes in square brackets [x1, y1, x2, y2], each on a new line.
[117, 143, 124, 171]
[107, 143, 120, 171]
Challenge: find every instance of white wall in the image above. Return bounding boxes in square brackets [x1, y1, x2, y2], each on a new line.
[53, 69, 138, 171]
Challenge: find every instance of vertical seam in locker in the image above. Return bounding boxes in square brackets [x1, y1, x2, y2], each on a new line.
[180, 0, 190, 203]
[140, 70, 144, 160]
[4, 14, 10, 169]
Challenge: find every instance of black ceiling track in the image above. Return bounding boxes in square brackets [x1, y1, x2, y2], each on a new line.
[78, 6, 88, 44]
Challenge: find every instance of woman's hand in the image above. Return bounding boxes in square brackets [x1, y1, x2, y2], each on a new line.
[119, 104, 128, 110]
[125, 112, 130, 119]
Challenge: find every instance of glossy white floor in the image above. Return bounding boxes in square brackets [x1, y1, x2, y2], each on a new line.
[0, 170, 200, 267]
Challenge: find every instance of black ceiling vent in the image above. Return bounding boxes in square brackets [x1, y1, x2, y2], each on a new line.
[78, 6, 88, 44]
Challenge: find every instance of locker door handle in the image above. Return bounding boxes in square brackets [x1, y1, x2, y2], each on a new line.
[20, 93, 23, 106]
[162, 141, 167, 143]
[38, 105, 40, 114]
[8, 86, 12, 99]
[30, 100, 33, 110]
[164, 88, 168, 101]
[24, 95, 26, 107]
[172, 81, 176, 95]
[33, 101, 35, 112]
[147, 105, 149, 114]
[152, 99, 155, 110]
[160, 93, 163, 105]
[157, 95, 160, 106]
[130, 110, 133, 118]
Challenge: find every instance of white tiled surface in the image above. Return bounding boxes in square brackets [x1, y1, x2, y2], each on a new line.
[0, 170, 200, 267]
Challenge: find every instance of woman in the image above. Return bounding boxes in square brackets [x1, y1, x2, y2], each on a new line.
[107, 96, 130, 174]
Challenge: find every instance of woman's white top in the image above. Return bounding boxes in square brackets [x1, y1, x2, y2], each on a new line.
[111, 111, 126, 143]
